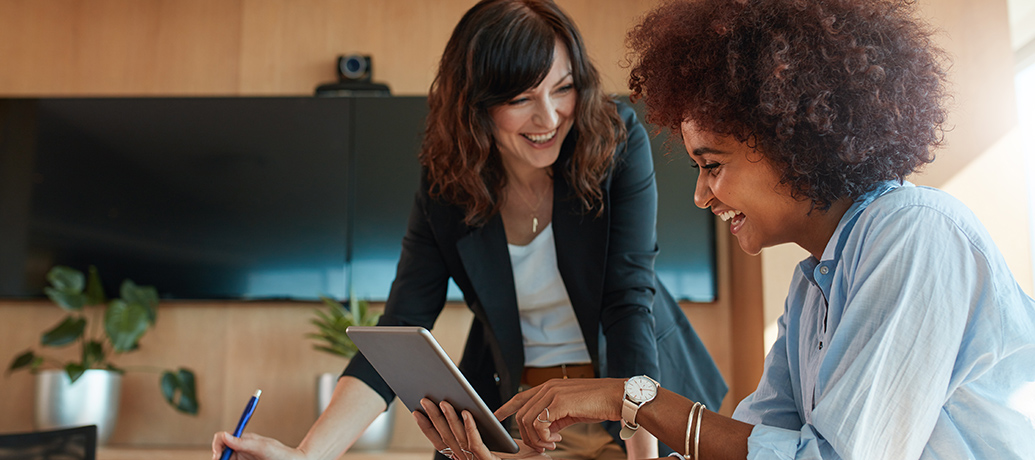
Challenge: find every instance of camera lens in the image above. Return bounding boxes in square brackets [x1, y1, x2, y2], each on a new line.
[346, 57, 363, 73]
[339, 54, 369, 80]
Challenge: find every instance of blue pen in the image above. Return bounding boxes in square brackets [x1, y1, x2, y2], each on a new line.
[220, 389, 261, 460]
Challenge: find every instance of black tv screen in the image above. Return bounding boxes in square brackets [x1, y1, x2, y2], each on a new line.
[0, 97, 354, 300]
[0, 96, 713, 302]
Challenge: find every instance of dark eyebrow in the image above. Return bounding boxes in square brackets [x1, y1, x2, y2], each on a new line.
[553, 71, 574, 86]
[691, 147, 727, 156]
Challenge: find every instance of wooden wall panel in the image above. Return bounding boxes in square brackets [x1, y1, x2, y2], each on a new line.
[111, 304, 230, 446]
[0, 0, 78, 94]
[553, 0, 656, 91]
[727, 232, 765, 405]
[0, 0, 667, 96]
[239, 0, 348, 94]
[0, 0, 242, 96]
[146, 0, 243, 94]
[71, 1, 164, 94]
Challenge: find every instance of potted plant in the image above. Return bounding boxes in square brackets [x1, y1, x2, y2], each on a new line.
[7, 265, 198, 444]
[307, 295, 393, 451]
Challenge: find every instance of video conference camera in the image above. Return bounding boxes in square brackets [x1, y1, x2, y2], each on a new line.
[316, 53, 391, 97]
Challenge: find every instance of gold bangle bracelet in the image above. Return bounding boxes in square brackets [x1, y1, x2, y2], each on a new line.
[694, 403, 706, 460]
[684, 402, 702, 459]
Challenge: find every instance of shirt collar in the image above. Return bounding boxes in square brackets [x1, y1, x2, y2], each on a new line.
[822, 180, 906, 261]
[798, 180, 907, 286]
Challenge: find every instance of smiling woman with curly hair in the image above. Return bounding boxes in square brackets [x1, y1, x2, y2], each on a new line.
[415, 1, 1035, 460]
[626, 0, 950, 211]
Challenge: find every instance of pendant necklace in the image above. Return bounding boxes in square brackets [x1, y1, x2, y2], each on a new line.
[515, 183, 549, 233]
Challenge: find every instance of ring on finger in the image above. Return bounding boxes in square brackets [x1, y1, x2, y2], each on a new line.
[438, 447, 453, 457]
[535, 408, 550, 424]
[461, 448, 474, 460]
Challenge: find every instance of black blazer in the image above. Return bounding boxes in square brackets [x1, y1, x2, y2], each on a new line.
[344, 102, 727, 449]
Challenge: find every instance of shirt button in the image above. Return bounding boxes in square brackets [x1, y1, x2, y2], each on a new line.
[493, 373, 500, 384]
[819, 266, 829, 275]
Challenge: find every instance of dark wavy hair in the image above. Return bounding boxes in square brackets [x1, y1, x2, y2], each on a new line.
[627, 0, 949, 210]
[421, 0, 625, 226]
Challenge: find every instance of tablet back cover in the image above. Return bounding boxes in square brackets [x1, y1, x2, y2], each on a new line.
[346, 326, 519, 453]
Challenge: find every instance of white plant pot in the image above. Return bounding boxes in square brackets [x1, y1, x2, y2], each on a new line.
[35, 369, 122, 445]
[317, 372, 395, 452]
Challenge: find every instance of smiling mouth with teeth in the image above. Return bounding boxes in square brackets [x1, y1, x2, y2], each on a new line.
[718, 210, 741, 222]
[522, 129, 557, 144]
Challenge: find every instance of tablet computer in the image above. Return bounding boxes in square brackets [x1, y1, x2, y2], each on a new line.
[345, 326, 520, 454]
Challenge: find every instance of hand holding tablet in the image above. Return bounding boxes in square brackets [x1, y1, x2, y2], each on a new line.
[413, 397, 554, 460]
[345, 326, 521, 454]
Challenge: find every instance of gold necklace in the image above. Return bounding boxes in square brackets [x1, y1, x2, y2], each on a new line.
[514, 183, 549, 233]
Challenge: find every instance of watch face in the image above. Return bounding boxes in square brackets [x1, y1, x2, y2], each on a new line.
[625, 376, 658, 403]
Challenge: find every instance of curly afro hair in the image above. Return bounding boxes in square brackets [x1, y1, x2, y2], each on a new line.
[627, 0, 950, 209]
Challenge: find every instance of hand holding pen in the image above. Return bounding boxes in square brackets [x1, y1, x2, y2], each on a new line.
[218, 389, 261, 460]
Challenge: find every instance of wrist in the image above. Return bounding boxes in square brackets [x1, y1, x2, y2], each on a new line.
[620, 375, 660, 440]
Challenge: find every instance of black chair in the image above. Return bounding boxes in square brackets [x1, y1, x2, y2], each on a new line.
[0, 425, 97, 460]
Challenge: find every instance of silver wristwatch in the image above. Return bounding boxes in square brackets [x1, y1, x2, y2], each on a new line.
[620, 375, 660, 440]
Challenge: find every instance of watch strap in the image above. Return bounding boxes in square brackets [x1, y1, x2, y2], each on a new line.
[620, 394, 642, 440]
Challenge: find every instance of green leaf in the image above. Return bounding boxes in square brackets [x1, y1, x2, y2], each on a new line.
[104, 300, 150, 352]
[312, 344, 349, 355]
[309, 296, 380, 359]
[320, 297, 345, 317]
[65, 363, 86, 383]
[44, 266, 87, 311]
[121, 280, 159, 325]
[8, 350, 37, 373]
[82, 340, 106, 368]
[43, 287, 86, 312]
[313, 311, 340, 329]
[84, 266, 107, 306]
[356, 298, 369, 322]
[343, 295, 379, 326]
[362, 304, 380, 326]
[47, 266, 84, 292]
[160, 372, 175, 400]
[161, 368, 199, 415]
[41, 316, 86, 347]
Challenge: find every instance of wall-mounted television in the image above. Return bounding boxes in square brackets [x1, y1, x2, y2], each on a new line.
[0, 96, 713, 302]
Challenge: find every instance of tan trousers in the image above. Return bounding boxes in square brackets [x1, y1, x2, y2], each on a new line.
[511, 421, 625, 460]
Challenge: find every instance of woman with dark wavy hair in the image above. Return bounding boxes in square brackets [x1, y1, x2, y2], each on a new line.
[417, 0, 1035, 459]
[213, 1, 725, 460]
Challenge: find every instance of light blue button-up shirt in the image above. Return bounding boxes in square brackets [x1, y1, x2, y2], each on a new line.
[732, 181, 1035, 459]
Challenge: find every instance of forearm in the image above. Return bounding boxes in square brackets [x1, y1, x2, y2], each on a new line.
[638, 389, 752, 460]
[297, 376, 388, 460]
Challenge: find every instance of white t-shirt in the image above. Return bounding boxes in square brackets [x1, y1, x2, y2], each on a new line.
[507, 223, 592, 367]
